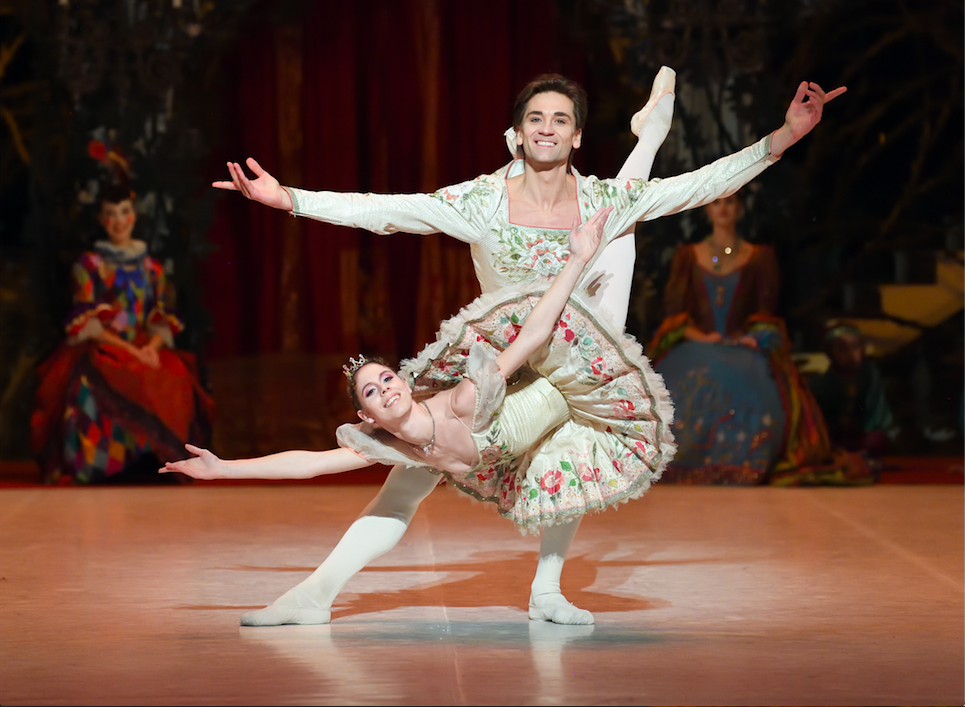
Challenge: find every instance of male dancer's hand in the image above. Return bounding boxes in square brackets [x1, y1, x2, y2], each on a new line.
[770, 81, 847, 156]
[213, 157, 294, 211]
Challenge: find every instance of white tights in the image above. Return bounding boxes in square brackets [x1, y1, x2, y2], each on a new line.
[582, 89, 675, 330]
[240, 465, 440, 626]
[241, 470, 593, 626]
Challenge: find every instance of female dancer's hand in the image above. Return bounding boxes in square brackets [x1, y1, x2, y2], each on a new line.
[568, 206, 613, 265]
[770, 81, 847, 156]
[161, 443, 227, 480]
[212, 157, 294, 211]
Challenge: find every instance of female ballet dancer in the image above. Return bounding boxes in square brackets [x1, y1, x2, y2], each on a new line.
[166, 204, 676, 625]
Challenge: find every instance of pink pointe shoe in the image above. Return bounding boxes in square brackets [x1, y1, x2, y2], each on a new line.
[630, 65, 676, 137]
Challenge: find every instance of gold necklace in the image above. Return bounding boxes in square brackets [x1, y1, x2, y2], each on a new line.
[707, 237, 741, 272]
[407, 401, 436, 455]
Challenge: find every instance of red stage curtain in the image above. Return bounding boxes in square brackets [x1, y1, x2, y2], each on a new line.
[201, 0, 595, 363]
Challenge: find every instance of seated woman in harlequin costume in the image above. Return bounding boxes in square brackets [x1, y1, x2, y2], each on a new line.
[31, 183, 215, 484]
[165, 205, 677, 625]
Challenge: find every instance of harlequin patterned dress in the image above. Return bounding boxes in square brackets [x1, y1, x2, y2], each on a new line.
[336, 284, 676, 534]
[31, 240, 214, 484]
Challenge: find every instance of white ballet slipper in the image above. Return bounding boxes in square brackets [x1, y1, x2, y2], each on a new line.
[239, 587, 332, 627]
[630, 65, 676, 137]
[528, 592, 595, 625]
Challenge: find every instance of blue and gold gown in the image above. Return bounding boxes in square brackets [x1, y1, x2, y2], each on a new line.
[648, 243, 833, 484]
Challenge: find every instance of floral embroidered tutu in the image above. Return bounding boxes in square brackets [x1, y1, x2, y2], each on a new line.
[402, 284, 676, 533]
[337, 284, 675, 533]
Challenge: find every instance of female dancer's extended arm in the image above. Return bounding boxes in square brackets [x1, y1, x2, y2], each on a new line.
[495, 207, 611, 379]
[161, 443, 372, 481]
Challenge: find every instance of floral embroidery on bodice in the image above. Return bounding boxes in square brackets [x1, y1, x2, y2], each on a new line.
[433, 163, 649, 293]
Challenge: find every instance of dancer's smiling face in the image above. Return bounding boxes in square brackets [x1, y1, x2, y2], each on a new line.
[515, 91, 582, 166]
[353, 363, 413, 425]
[99, 198, 137, 246]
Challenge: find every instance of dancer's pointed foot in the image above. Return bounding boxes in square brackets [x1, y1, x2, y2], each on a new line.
[630, 65, 676, 138]
[528, 592, 595, 625]
[240, 587, 332, 627]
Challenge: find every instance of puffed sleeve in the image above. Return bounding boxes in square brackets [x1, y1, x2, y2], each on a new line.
[646, 245, 696, 361]
[662, 244, 696, 319]
[335, 423, 425, 468]
[283, 173, 504, 245]
[65, 253, 114, 343]
[465, 341, 507, 433]
[145, 257, 183, 348]
[741, 246, 784, 350]
[754, 245, 780, 316]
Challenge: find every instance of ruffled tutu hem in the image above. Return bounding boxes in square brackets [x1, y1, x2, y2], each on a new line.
[400, 283, 676, 534]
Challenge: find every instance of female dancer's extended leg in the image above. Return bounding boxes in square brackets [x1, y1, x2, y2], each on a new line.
[240, 464, 441, 626]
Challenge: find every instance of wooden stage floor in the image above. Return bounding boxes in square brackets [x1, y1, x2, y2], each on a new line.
[1, 483, 962, 706]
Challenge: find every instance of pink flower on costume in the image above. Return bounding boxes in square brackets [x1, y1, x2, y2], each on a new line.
[590, 357, 605, 375]
[614, 399, 636, 419]
[503, 321, 522, 344]
[578, 464, 601, 482]
[540, 470, 563, 495]
[475, 466, 496, 482]
[479, 447, 503, 465]
[634, 441, 654, 458]
[564, 328, 576, 343]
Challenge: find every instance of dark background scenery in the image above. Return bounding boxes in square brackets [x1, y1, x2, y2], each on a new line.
[0, 0, 962, 460]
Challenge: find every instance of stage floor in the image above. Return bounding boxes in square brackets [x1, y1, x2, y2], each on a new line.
[1, 483, 962, 706]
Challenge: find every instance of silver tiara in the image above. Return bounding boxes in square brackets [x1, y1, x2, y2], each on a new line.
[342, 355, 369, 379]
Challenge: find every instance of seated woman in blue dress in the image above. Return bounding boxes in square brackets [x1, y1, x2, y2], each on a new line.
[646, 191, 834, 485]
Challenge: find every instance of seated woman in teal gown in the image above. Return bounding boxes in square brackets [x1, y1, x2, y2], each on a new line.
[647, 192, 833, 485]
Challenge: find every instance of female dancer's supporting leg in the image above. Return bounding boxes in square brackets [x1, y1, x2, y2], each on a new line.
[529, 516, 593, 624]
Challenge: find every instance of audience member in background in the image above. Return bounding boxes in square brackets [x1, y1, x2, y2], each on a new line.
[809, 323, 894, 462]
[646, 191, 839, 485]
[31, 183, 214, 484]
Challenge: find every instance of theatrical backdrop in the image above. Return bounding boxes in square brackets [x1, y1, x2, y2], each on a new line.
[0, 0, 962, 464]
